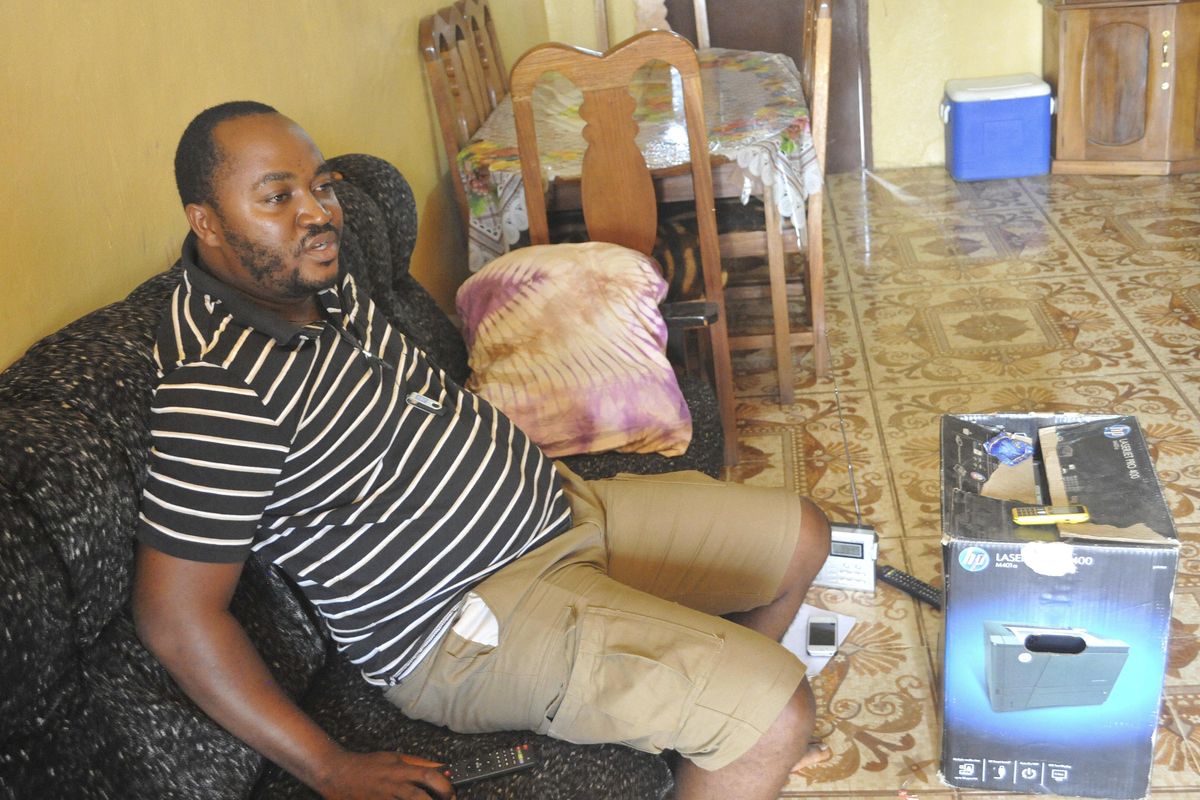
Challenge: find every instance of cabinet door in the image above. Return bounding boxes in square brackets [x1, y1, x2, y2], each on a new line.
[1056, 4, 1174, 161]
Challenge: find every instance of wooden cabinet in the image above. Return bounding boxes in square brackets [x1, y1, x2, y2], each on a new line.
[1042, 0, 1200, 174]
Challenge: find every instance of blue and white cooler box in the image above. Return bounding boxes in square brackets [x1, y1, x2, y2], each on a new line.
[941, 73, 1052, 181]
[940, 413, 1178, 799]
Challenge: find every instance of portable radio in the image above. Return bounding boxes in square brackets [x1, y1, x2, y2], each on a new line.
[813, 523, 878, 593]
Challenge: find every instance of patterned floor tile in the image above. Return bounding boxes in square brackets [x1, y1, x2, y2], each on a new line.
[782, 638, 943, 797]
[1047, 198, 1200, 273]
[838, 207, 1086, 292]
[1167, 528, 1200, 692]
[733, 390, 899, 537]
[819, 193, 853, 295]
[1022, 171, 1200, 209]
[1157, 691, 1200, 787]
[889, 536, 946, 652]
[1100, 267, 1200, 371]
[856, 277, 1158, 388]
[828, 168, 1035, 223]
[1174, 371, 1200, 420]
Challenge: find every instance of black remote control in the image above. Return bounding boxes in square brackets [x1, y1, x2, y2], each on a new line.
[876, 564, 942, 610]
[441, 743, 538, 787]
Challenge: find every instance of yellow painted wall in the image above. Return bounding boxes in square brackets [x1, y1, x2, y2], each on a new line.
[0, 0, 548, 371]
[868, 0, 1043, 168]
[497, 0, 555, 67]
[545, 0, 606, 51]
[589, 0, 638, 50]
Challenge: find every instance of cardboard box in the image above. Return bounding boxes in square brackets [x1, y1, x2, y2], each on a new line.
[940, 73, 1052, 181]
[940, 413, 1178, 799]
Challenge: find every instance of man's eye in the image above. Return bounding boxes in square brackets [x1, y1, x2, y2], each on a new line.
[314, 181, 335, 195]
[267, 192, 290, 204]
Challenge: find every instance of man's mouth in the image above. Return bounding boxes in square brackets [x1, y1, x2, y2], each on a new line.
[303, 229, 340, 258]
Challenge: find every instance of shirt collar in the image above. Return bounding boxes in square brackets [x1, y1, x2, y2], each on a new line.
[179, 232, 347, 345]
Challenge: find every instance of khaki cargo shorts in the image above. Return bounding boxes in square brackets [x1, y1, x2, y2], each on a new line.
[384, 465, 807, 770]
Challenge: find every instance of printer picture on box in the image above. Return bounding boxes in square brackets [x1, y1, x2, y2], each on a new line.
[983, 622, 1129, 713]
[940, 414, 1178, 800]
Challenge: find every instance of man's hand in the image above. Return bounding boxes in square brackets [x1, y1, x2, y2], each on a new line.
[315, 751, 454, 800]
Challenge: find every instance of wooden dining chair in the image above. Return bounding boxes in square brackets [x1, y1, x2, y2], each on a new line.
[510, 30, 739, 467]
[419, 0, 508, 228]
[609, 0, 833, 401]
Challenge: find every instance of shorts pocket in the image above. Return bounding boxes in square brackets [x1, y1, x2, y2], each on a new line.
[446, 592, 499, 650]
[546, 605, 723, 755]
[436, 592, 500, 683]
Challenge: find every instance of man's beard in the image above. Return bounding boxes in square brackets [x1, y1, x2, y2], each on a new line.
[223, 224, 340, 299]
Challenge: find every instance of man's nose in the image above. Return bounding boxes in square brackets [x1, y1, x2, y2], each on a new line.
[297, 190, 336, 226]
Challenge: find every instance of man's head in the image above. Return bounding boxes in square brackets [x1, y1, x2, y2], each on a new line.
[175, 100, 279, 210]
[175, 102, 343, 312]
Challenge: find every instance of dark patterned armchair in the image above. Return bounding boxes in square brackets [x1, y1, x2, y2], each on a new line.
[0, 154, 722, 798]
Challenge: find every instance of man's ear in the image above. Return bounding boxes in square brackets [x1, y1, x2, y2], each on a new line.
[185, 202, 223, 248]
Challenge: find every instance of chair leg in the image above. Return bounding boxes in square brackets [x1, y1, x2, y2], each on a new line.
[762, 183, 795, 404]
[807, 191, 828, 378]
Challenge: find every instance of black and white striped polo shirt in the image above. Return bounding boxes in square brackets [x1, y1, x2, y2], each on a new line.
[137, 237, 571, 685]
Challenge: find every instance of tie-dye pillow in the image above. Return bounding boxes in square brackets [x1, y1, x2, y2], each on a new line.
[456, 242, 692, 458]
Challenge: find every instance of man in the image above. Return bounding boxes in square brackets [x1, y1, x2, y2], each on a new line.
[133, 101, 832, 800]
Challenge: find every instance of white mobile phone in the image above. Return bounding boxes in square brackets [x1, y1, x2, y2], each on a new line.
[806, 613, 838, 658]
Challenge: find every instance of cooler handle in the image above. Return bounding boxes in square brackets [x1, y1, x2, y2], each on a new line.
[939, 99, 949, 124]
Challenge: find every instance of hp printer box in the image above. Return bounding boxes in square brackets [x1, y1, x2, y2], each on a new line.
[940, 413, 1178, 799]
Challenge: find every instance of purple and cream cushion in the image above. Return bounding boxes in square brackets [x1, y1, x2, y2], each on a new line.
[455, 242, 692, 458]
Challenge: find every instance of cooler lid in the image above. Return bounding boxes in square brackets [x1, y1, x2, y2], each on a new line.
[944, 73, 1050, 102]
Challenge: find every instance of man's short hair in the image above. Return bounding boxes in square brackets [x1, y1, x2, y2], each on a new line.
[175, 101, 278, 208]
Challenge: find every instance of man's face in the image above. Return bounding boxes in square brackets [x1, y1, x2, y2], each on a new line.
[202, 113, 343, 303]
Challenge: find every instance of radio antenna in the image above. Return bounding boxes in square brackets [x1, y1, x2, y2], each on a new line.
[826, 336, 864, 527]
[819, 336, 940, 608]
[810, 335, 879, 595]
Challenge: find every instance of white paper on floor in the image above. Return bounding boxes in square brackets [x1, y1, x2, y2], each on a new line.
[781, 602, 857, 678]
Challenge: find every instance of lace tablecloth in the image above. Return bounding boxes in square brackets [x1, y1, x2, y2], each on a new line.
[458, 47, 822, 271]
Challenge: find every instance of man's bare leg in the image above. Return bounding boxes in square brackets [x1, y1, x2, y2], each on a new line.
[674, 498, 833, 799]
[673, 684, 828, 800]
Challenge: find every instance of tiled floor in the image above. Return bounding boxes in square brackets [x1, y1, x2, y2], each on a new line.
[724, 167, 1200, 799]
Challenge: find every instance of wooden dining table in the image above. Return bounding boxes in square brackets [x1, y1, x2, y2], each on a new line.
[456, 46, 823, 272]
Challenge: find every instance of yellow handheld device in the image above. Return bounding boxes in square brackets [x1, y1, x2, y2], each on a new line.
[1011, 505, 1090, 525]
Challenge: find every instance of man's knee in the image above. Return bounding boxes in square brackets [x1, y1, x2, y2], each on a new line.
[757, 677, 817, 754]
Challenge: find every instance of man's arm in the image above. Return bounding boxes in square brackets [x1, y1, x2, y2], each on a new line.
[131, 543, 454, 800]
